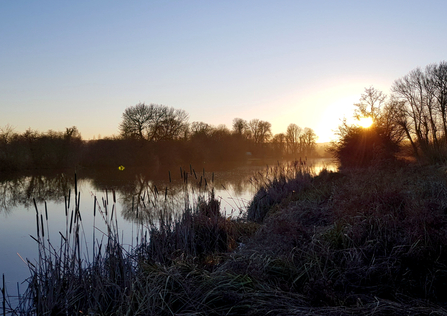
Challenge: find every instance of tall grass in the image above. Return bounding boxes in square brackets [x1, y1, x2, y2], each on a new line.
[247, 160, 314, 222]
[241, 164, 447, 309]
[1, 170, 258, 315]
[3, 162, 447, 315]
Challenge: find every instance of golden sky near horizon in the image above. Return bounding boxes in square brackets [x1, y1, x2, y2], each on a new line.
[1, 1, 446, 143]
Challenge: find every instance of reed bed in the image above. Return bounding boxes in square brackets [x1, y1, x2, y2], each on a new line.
[247, 159, 315, 222]
[3, 162, 447, 315]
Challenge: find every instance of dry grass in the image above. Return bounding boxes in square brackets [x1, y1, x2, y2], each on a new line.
[4, 162, 447, 315]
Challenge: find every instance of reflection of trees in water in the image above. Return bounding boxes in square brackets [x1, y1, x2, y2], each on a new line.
[0, 177, 26, 213]
[0, 172, 74, 213]
[116, 166, 271, 222]
[0, 159, 338, 216]
[119, 173, 216, 223]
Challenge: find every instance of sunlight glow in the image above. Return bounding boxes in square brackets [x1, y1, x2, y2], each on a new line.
[314, 94, 360, 142]
[358, 117, 373, 128]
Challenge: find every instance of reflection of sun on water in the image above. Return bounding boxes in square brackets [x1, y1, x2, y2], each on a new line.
[358, 117, 373, 128]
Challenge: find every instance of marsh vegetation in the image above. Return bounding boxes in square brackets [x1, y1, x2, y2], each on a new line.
[3, 61, 447, 314]
[2, 159, 447, 315]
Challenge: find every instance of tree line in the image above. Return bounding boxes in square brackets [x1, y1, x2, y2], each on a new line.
[0, 105, 317, 172]
[332, 61, 447, 168]
[118, 102, 317, 156]
[0, 126, 83, 171]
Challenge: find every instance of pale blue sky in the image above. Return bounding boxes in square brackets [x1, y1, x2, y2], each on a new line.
[1, 1, 446, 142]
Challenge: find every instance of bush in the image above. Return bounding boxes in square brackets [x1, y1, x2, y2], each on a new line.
[330, 124, 399, 169]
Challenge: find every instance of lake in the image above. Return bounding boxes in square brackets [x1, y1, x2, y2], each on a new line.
[0, 158, 337, 304]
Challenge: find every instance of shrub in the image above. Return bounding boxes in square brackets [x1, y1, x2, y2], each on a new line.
[330, 124, 399, 169]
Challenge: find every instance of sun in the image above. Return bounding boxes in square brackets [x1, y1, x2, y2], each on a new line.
[358, 117, 373, 128]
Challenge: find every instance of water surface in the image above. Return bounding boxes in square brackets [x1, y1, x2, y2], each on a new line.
[0, 158, 337, 299]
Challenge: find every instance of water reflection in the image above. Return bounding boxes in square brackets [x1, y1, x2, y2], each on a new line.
[0, 172, 74, 213]
[0, 158, 338, 218]
[90, 166, 259, 223]
[0, 158, 338, 304]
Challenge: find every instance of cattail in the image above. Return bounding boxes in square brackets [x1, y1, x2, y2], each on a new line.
[74, 173, 78, 205]
[59, 232, 67, 242]
[2, 274, 6, 316]
[94, 196, 97, 217]
[33, 198, 38, 216]
[40, 214, 44, 238]
[77, 192, 81, 220]
[77, 209, 82, 222]
[67, 189, 71, 210]
[35, 214, 40, 239]
[69, 210, 74, 234]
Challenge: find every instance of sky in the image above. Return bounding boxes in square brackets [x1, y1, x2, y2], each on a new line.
[1, 1, 447, 143]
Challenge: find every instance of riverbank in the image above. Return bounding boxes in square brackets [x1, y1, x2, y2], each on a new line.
[4, 161, 447, 315]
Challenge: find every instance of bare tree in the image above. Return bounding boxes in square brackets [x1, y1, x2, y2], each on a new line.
[119, 103, 153, 140]
[248, 119, 272, 144]
[211, 124, 231, 140]
[232, 118, 249, 136]
[272, 133, 286, 156]
[354, 86, 386, 121]
[64, 126, 82, 140]
[152, 106, 189, 141]
[426, 61, 447, 143]
[190, 121, 213, 137]
[391, 64, 446, 158]
[119, 103, 189, 141]
[331, 88, 403, 167]
[301, 127, 317, 156]
[0, 125, 16, 145]
[286, 123, 302, 156]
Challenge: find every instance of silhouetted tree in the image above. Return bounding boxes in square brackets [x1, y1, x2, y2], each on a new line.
[64, 126, 81, 140]
[0, 125, 19, 170]
[286, 123, 302, 156]
[331, 88, 400, 168]
[190, 121, 213, 138]
[354, 86, 386, 121]
[248, 119, 272, 144]
[0, 125, 15, 145]
[212, 124, 231, 138]
[232, 118, 249, 136]
[0, 126, 83, 170]
[391, 61, 447, 161]
[301, 127, 318, 156]
[271, 133, 286, 156]
[119, 103, 189, 141]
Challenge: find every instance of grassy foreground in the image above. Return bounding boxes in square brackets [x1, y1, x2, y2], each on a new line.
[4, 161, 447, 315]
